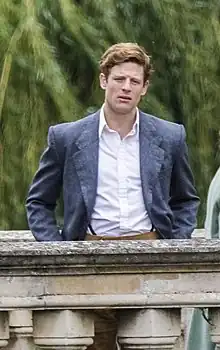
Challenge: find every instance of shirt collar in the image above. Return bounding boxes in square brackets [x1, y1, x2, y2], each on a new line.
[99, 105, 140, 138]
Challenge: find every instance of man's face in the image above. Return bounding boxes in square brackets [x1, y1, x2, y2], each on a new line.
[99, 61, 148, 115]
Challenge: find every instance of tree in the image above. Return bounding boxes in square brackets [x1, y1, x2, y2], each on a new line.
[109, 0, 220, 224]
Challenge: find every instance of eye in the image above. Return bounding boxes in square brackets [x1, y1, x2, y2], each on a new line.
[131, 80, 140, 85]
[115, 77, 124, 81]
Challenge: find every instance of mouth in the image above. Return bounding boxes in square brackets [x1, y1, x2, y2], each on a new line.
[118, 96, 132, 102]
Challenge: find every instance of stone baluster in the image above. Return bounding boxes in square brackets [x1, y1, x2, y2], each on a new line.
[209, 308, 220, 349]
[0, 312, 9, 347]
[5, 310, 34, 350]
[33, 310, 94, 350]
[117, 308, 181, 350]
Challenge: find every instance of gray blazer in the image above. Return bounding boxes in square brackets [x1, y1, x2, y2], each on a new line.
[26, 110, 200, 241]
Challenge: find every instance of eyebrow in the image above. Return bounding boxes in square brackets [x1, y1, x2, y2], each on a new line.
[113, 74, 141, 82]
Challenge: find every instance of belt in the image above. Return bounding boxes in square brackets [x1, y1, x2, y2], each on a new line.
[85, 231, 158, 241]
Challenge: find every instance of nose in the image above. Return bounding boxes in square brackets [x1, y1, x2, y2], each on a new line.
[122, 78, 131, 91]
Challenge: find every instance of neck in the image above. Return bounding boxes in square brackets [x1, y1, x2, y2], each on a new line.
[103, 104, 137, 138]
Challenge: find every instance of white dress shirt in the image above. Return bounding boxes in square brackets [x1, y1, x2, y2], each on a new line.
[90, 106, 152, 236]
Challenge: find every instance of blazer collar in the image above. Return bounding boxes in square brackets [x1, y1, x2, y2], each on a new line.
[74, 109, 161, 148]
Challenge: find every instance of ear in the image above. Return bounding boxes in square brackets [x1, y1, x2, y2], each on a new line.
[141, 80, 149, 96]
[99, 73, 107, 90]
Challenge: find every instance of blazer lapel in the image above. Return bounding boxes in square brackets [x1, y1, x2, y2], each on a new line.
[139, 112, 164, 210]
[73, 111, 100, 221]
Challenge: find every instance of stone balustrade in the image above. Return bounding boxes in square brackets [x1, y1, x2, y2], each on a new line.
[0, 230, 219, 349]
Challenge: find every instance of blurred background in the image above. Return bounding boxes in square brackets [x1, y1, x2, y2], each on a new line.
[0, 0, 220, 230]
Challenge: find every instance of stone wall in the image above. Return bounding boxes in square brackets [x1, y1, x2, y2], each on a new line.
[0, 231, 219, 349]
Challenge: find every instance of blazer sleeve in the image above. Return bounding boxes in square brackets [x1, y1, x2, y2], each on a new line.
[26, 126, 63, 241]
[169, 125, 200, 239]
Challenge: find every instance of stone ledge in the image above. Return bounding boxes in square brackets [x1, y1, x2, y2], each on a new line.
[0, 237, 218, 253]
[0, 239, 220, 273]
[1, 293, 220, 309]
[0, 230, 35, 241]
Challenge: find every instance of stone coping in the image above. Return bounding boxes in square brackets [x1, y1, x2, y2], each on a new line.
[0, 230, 35, 241]
[0, 238, 220, 271]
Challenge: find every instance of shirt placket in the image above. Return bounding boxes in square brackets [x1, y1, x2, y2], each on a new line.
[118, 139, 129, 231]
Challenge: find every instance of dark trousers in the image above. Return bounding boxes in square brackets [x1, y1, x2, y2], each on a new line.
[87, 310, 119, 350]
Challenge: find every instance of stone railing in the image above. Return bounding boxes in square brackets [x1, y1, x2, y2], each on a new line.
[0, 230, 220, 349]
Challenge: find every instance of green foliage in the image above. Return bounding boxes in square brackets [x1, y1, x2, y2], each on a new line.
[112, 0, 220, 223]
[0, 0, 83, 228]
[0, 0, 220, 229]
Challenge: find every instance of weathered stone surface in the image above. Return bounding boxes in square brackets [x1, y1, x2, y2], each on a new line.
[0, 238, 220, 271]
[118, 309, 181, 349]
[0, 234, 219, 309]
[209, 309, 220, 348]
[0, 231, 34, 242]
[0, 230, 217, 349]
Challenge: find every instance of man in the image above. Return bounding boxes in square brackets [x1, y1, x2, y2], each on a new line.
[26, 42, 200, 349]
